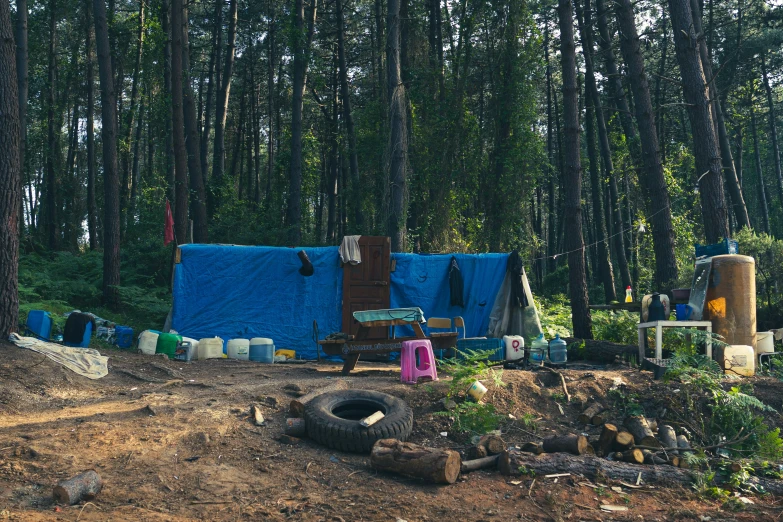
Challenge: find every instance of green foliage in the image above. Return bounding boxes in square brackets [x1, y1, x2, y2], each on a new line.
[607, 388, 644, 417]
[437, 349, 506, 398]
[520, 413, 538, 431]
[591, 310, 638, 345]
[517, 466, 536, 477]
[536, 295, 572, 338]
[434, 402, 503, 434]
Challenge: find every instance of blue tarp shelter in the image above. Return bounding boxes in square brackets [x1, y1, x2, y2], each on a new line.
[172, 244, 510, 359]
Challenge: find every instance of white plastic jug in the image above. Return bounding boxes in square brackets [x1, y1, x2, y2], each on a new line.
[757, 332, 774, 356]
[198, 337, 224, 360]
[227, 339, 250, 360]
[138, 330, 160, 355]
[719, 345, 755, 376]
[502, 335, 525, 362]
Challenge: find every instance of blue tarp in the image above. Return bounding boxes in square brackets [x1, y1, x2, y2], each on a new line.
[172, 245, 343, 358]
[172, 245, 510, 359]
[390, 253, 509, 338]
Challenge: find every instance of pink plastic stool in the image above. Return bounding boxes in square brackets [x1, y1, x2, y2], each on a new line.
[400, 339, 439, 384]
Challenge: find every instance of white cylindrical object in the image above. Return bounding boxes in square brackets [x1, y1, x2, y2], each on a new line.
[757, 332, 774, 356]
[138, 330, 160, 355]
[227, 339, 250, 360]
[502, 335, 525, 361]
[467, 380, 488, 401]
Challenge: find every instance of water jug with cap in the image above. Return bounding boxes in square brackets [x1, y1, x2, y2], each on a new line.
[529, 334, 547, 366]
[249, 338, 275, 363]
[227, 339, 250, 360]
[548, 334, 567, 366]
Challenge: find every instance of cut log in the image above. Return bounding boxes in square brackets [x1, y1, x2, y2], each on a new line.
[360, 411, 385, 427]
[277, 434, 301, 445]
[466, 445, 488, 460]
[676, 435, 693, 468]
[284, 417, 306, 437]
[597, 424, 619, 456]
[578, 402, 604, 425]
[53, 470, 103, 505]
[584, 445, 595, 456]
[478, 434, 506, 455]
[251, 404, 265, 426]
[543, 434, 588, 455]
[623, 416, 660, 447]
[613, 431, 635, 451]
[370, 439, 461, 484]
[591, 413, 607, 426]
[620, 448, 644, 464]
[642, 449, 667, 465]
[646, 418, 658, 433]
[565, 337, 637, 362]
[497, 451, 783, 495]
[520, 442, 544, 455]
[658, 425, 678, 454]
[289, 379, 349, 418]
[461, 454, 499, 473]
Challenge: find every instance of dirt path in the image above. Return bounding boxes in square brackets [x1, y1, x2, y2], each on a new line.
[0, 341, 780, 521]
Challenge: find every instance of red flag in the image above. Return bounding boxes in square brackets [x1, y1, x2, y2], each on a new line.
[164, 200, 175, 246]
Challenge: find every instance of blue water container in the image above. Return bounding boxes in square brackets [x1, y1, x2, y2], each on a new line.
[249, 338, 275, 363]
[65, 322, 92, 348]
[548, 334, 568, 366]
[115, 326, 134, 349]
[26, 310, 53, 340]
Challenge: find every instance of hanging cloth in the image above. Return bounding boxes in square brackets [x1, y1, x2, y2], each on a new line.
[339, 235, 362, 265]
[507, 250, 529, 308]
[448, 256, 465, 307]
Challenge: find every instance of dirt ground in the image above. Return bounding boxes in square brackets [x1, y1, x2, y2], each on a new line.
[1, 340, 783, 522]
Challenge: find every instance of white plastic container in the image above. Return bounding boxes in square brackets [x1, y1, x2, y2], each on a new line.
[719, 345, 755, 376]
[227, 339, 250, 360]
[502, 335, 525, 362]
[198, 337, 225, 360]
[249, 338, 275, 363]
[467, 380, 488, 401]
[757, 332, 774, 356]
[138, 330, 160, 355]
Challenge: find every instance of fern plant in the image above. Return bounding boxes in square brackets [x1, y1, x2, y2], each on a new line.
[437, 349, 506, 397]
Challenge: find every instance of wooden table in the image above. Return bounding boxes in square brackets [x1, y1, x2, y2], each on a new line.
[637, 320, 712, 361]
[319, 317, 457, 375]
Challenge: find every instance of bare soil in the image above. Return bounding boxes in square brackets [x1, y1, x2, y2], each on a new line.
[1, 340, 782, 521]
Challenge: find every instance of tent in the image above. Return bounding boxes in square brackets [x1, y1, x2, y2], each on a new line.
[172, 244, 539, 359]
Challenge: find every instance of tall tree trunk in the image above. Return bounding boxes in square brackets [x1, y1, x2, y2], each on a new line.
[0, 0, 20, 336]
[287, 0, 318, 244]
[210, 0, 238, 211]
[668, 0, 729, 243]
[15, 0, 27, 237]
[129, 95, 144, 228]
[689, 0, 750, 230]
[121, 1, 145, 234]
[94, 0, 121, 306]
[63, 91, 80, 250]
[252, 71, 261, 203]
[336, 0, 362, 231]
[387, 0, 408, 251]
[182, 3, 208, 243]
[558, 0, 592, 339]
[654, 11, 669, 163]
[761, 56, 783, 216]
[545, 19, 557, 274]
[574, 0, 631, 290]
[751, 104, 771, 235]
[45, 0, 59, 250]
[85, 0, 98, 250]
[200, 0, 221, 184]
[266, 1, 276, 201]
[161, 0, 175, 202]
[170, 0, 188, 245]
[615, 0, 679, 290]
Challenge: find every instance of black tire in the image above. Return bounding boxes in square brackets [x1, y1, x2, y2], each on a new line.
[304, 390, 413, 453]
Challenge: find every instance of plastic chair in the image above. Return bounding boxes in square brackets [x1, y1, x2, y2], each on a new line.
[400, 339, 439, 384]
[453, 316, 486, 340]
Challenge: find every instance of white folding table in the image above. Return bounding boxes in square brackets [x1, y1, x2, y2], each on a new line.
[637, 320, 712, 360]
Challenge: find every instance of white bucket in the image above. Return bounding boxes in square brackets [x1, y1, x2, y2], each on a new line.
[757, 332, 775, 356]
[502, 335, 525, 361]
[198, 337, 224, 360]
[719, 345, 755, 377]
[138, 330, 160, 355]
[227, 339, 250, 360]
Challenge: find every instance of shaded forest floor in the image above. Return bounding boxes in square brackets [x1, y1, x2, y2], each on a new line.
[1, 341, 783, 521]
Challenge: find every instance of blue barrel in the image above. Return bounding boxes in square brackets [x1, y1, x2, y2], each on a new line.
[26, 310, 52, 340]
[249, 338, 275, 363]
[115, 326, 134, 349]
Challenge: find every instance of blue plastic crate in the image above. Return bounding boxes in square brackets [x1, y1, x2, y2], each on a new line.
[695, 238, 738, 258]
[456, 337, 504, 361]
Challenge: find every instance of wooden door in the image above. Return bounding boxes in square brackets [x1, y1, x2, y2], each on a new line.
[342, 236, 391, 338]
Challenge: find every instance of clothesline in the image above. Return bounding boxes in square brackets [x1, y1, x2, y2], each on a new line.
[526, 203, 672, 265]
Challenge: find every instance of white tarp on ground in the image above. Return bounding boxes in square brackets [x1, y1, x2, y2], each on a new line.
[8, 333, 109, 380]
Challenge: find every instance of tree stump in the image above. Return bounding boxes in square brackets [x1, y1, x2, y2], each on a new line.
[370, 439, 461, 484]
[478, 434, 506, 455]
[578, 402, 604, 425]
[658, 425, 678, 454]
[543, 434, 588, 455]
[612, 431, 635, 451]
[619, 448, 644, 464]
[466, 445, 488, 460]
[623, 416, 660, 447]
[289, 379, 349, 418]
[53, 470, 103, 505]
[597, 424, 618, 456]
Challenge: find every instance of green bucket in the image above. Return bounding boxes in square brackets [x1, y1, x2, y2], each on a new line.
[156, 333, 182, 358]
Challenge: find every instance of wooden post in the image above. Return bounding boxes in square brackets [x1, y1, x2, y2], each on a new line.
[597, 423, 618, 456]
[370, 439, 461, 484]
[624, 416, 660, 447]
[543, 434, 588, 455]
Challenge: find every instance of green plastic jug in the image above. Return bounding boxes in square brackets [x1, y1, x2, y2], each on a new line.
[156, 333, 182, 358]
